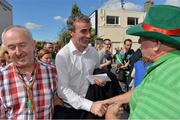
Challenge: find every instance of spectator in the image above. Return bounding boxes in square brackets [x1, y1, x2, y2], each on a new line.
[130, 56, 153, 88]
[38, 48, 52, 65]
[0, 25, 57, 119]
[0, 46, 6, 67]
[99, 39, 113, 71]
[43, 42, 56, 64]
[53, 42, 61, 55]
[95, 40, 103, 51]
[115, 39, 134, 69]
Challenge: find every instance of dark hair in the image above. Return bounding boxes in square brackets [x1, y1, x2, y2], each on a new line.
[67, 13, 91, 32]
[44, 42, 53, 46]
[124, 39, 132, 44]
[103, 38, 111, 44]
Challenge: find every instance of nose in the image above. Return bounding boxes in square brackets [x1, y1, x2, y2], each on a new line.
[15, 46, 22, 55]
[86, 31, 91, 38]
[47, 59, 51, 64]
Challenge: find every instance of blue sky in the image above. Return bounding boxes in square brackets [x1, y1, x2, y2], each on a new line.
[6, 0, 179, 42]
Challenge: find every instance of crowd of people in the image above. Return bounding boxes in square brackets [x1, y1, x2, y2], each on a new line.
[0, 4, 180, 119]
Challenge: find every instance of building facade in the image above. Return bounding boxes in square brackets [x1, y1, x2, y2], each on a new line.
[90, 9, 145, 53]
[0, 0, 12, 44]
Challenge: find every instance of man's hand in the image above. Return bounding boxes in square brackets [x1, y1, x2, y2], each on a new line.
[94, 78, 107, 87]
[105, 102, 124, 119]
[90, 101, 108, 117]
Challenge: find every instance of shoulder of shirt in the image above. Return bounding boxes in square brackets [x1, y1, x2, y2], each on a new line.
[0, 62, 14, 72]
[88, 46, 98, 53]
[56, 43, 71, 57]
[36, 59, 56, 69]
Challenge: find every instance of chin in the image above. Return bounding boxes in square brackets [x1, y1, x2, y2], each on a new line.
[81, 44, 88, 48]
[15, 60, 28, 66]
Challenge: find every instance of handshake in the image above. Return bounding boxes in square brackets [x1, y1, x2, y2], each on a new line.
[89, 89, 133, 119]
[90, 100, 126, 119]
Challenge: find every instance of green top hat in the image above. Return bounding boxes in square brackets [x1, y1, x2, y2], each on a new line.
[127, 5, 180, 47]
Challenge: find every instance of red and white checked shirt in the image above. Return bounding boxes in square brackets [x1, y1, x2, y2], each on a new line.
[0, 60, 57, 119]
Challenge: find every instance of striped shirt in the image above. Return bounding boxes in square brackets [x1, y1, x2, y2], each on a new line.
[130, 50, 180, 119]
[0, 60, 57, 119]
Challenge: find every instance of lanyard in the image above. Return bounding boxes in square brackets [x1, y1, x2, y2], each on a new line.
[18, 65, 37, 119]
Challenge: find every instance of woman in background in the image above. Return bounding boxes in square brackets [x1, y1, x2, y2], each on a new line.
[38, 48, 52, 64]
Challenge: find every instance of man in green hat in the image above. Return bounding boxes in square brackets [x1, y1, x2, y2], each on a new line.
[104, 5, 180, 119]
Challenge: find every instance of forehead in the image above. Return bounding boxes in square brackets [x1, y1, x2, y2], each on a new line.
[43, 53, 52, 57]
[104, 40, 111, 43]
[74, 21, 91, 29]
[125, 41, 132, 45]
[3, 28, 32, 45]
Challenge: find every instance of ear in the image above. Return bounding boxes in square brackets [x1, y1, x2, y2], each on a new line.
[69, 31, 73, 37]
[153, 41, 161, 52]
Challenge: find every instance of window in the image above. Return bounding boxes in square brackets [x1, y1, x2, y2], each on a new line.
[106, 16, 119, 25]
[127, 17, 138, 25]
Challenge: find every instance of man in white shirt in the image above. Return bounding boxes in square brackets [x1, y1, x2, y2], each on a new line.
[54, 13, 108, 119]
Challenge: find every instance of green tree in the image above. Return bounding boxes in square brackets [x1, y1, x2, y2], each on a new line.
[58, 4, 82, 47]
[58, 28, 71, 47]
[89, 28, 103, 46]
[35, 41, 45, 51]
[71, 3, 81, 15]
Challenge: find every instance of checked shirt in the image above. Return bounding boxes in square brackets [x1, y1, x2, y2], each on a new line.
[0, 60, 57, 119]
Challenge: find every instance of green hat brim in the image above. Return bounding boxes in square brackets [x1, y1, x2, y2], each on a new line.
[127, 23, 180, 47]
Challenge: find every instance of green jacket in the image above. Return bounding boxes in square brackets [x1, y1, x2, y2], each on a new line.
[130, 50, 180, 119]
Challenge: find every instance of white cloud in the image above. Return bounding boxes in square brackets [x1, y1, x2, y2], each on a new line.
[165, 0, 180, 7]
[100, 0, 141, 11]
[53, 16, 63, 20]
[25, 22, 42, 30]
[124, 2, 142, 11]
[53, 16, 67, 23]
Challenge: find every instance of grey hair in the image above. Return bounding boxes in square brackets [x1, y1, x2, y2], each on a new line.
[67, 13, 91, 32]
[1, 25, 33, 45]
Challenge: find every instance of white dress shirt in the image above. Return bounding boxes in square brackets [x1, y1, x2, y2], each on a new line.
[55, 40, 100, 111]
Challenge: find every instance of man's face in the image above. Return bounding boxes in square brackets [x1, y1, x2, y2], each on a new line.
[124, 41, 132, 50]
[3, 28, 35, 68]
[70, 21, 91, 49]
[103, 40, 111, 50]
[45, 43, 54, 53]
[53, 44, 59, 53]
[138, 37, 157, 60]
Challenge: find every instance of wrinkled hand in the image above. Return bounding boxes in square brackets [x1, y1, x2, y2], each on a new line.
[94, 78, 107, 87]
[105, 102, 124, 119]
[90, 101, 108, 117]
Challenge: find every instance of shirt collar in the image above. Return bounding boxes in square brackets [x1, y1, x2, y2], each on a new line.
[12, 58, 38, 75]
[68, 40, 89, 55]
[145, 50, 180, 76]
